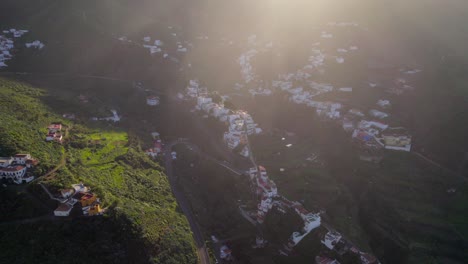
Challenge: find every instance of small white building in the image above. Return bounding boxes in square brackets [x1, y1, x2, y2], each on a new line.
[146, 96, 160, 106]
[369, 109, 389, 119]
[377, 99, 391, 108]
[321, 231, 342, 250]
[54, 203, 73, 217]
[60, 188, 75, 199]
[220, 245, 233, 260]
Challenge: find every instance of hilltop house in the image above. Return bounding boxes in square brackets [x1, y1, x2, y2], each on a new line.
[46, 123, 63, 143]
[46, 131, 63, 142]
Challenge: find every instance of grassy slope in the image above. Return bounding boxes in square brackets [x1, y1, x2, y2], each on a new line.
[360, 153, 468, 263]
[0, 78, 197, 264]
[0, 79, 64, 170]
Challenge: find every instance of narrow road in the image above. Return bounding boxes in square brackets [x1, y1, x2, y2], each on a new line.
[164, 140, 211, 264]
[412, 151, 467, 182]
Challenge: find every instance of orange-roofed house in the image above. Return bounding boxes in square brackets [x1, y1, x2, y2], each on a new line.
[80, 193, 97, 207]
[88, 203, 103, 216]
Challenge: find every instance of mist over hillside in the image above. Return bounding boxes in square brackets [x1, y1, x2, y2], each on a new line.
[1, 1, 468, 264]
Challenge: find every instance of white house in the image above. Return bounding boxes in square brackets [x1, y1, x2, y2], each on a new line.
[60, 189, 75, 199]
[377, 99, 391, 108]
[220, 245, 233, 260]
[0, 165, 32, 184]
[72, 183, 89, 193]
[54, 203, 73, 217]
[369, 109, 389, 119]
[321, 231, 342, 250]
[0, 166, 26, 178]
[146, 96, 160, 106]
[13, 154, 31, 164]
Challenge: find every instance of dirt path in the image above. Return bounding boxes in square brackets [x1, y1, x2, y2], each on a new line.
[39, 127, 70, 181]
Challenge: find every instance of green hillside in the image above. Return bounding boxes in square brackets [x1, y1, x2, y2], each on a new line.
[0, 78, 197, 264]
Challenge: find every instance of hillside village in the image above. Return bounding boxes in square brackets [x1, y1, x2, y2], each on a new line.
[184, 79, 262, 158]
[1, 3, 465, 262]
[42, 183, 105, 217]
[0, 28, 44, 68]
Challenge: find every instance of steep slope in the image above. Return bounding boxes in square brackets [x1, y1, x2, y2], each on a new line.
[0, 77, 197, 264]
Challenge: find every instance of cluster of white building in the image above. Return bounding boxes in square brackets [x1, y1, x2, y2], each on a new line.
[0, 29, 44, 68]
[0, 35, 14, 68]
[320, 230, 380, 264]
[238, 48, 258, 83]
[249, 166, 278, 223]
[25, 40, 45, 49]
[0, 154, 37, 184]
[45, 123, 63, 143]
[272, 71, 343, 120]
[91, 110, 120, 122]
[0, 29, 27, 68]
[247, 166, 321, 253]
[343, 101, 411, 153]
[145, 132, 163, 158]
[186, 80, 262, 157]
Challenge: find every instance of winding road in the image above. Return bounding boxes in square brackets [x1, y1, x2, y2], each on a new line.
[164, 140, 211, 264]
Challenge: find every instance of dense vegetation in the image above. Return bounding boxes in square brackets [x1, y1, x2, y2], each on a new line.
[0, 79, 64, 170]
[0, 78, 197, 264]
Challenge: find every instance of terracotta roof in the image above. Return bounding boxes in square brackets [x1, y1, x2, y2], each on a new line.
[1, 166, 25, 171]
[26, 159, 38, 164]
[81, 193, 95, 201]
